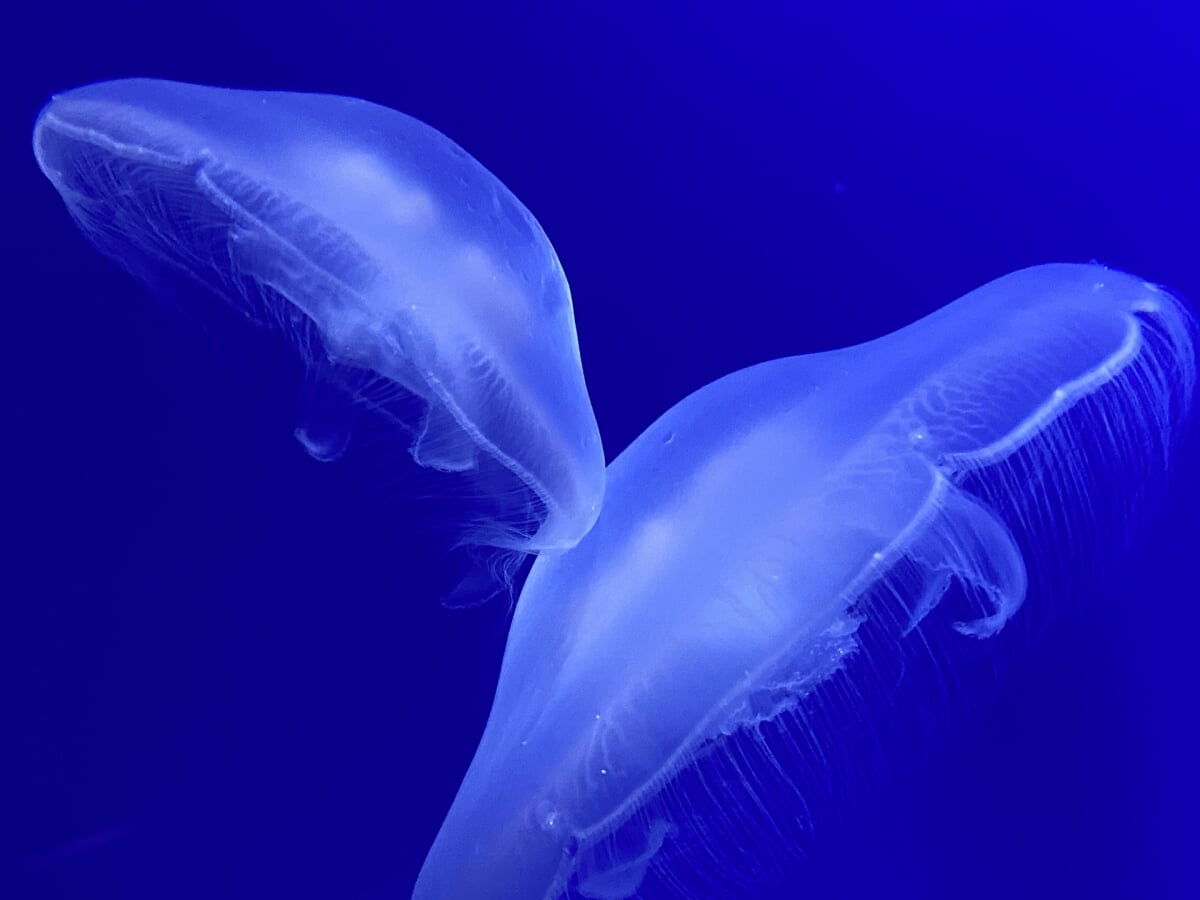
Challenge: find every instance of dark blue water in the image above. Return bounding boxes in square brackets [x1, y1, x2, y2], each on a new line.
[7, 3, 1199, 898]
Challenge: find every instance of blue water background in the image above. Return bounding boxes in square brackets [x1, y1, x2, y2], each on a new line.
[6, 3, 1199, 898]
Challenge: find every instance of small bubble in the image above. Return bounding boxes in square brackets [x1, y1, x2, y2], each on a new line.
[535, 800, 560, 832]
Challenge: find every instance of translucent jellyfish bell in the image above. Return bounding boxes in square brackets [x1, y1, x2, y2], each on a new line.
[32, 78, 604, 553]
[414, 264, 1196, 899]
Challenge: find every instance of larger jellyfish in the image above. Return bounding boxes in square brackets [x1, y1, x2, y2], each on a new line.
[414, 264, 1196, 899]
[32, 78, 604, 553]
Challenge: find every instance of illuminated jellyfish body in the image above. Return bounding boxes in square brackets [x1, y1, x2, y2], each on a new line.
[415, 264, 1196, 899]
[32, 78, 604, 555]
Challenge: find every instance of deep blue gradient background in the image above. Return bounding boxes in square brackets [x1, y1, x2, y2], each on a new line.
[5, 3, 1199, 898]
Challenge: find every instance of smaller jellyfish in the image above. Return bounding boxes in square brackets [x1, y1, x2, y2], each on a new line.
[413, 264, 1196, 899]
[32, 78, 604, 561]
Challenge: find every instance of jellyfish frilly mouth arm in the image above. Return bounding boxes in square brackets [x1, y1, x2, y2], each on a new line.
[413, 263, 1196, 899]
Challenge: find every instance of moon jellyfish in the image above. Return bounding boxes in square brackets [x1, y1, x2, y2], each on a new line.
[32, 78, 604, 555]
[414, 264, 1196, 898]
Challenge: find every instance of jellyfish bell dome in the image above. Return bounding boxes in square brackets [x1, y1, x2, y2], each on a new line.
[32, 77, 604, 554]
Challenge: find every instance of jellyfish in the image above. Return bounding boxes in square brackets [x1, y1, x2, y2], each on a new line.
[32, 78, 604, 558]
[413, 264, 1196, 899]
